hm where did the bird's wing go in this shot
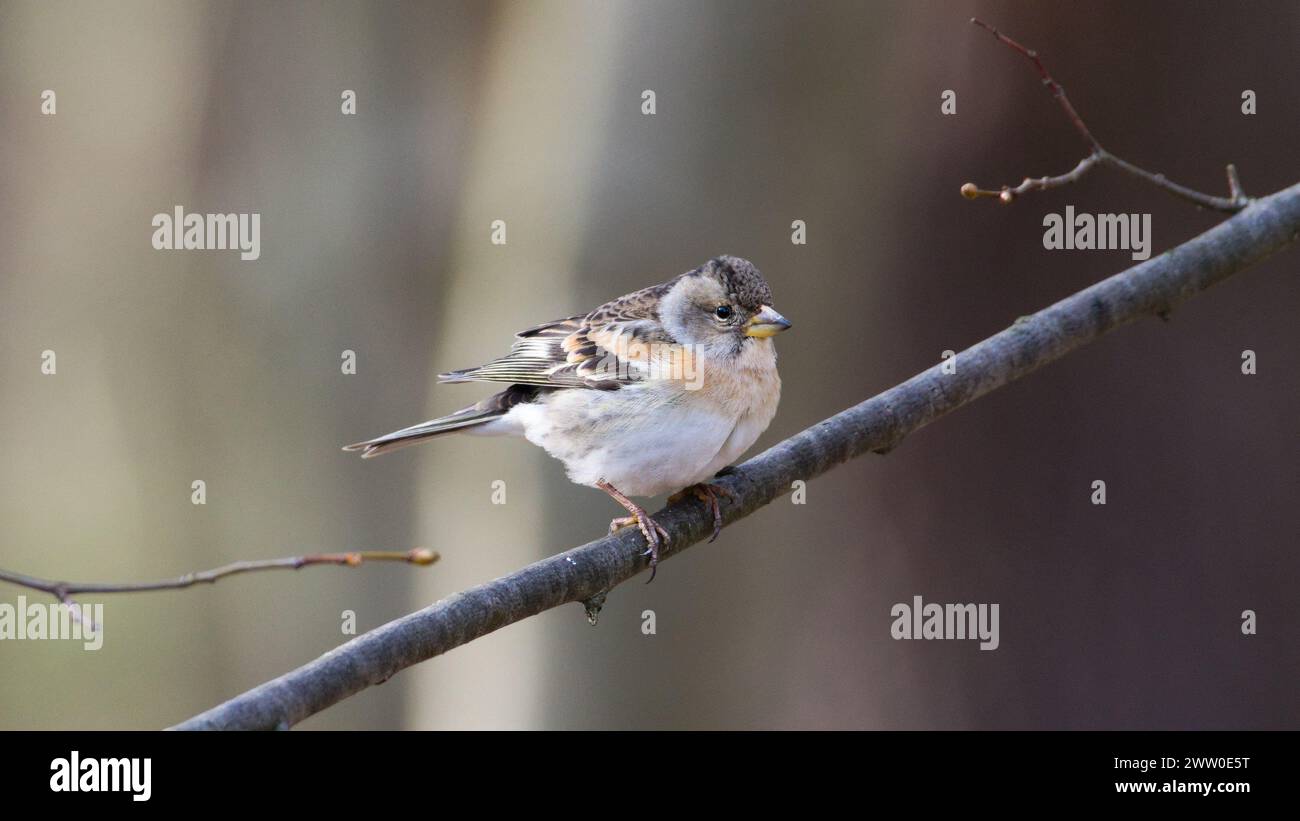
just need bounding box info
[438,282,678,390]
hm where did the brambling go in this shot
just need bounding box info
[345,255,791,579]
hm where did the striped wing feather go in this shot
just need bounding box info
[438,281,677,390]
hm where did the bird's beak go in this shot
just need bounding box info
[744,305,792,338]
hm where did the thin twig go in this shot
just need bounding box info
[1226,163,1245,201]
[962,154,1102,204]
[174,181,1300,730]
[0,548,439,605]
[970,18,1100,151]
[962,18,1250,212]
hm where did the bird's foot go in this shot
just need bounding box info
[671,482,737,543]
[598,479,670,583]
[608,511,670,581]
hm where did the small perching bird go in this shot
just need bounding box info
[345,256,790,580]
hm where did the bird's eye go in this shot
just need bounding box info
[714,305,734,320]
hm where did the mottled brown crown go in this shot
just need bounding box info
[701,255,773,311]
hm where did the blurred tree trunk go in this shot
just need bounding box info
[406,0,625,729]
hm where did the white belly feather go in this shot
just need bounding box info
[501,339,780,498]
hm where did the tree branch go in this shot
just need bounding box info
[962,19,1251,212]
[172,181,1300,730]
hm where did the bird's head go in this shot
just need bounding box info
[658,256,791,359]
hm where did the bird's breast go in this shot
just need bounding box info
[507,342,781,497]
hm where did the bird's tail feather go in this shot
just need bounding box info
[343,384,542,458]
[342,406,501,458]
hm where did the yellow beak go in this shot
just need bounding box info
[744,305,792,338]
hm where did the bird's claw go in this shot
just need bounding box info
[675,482,736,543]
[609,512,670,583]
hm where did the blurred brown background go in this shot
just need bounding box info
[1,0,1296,729]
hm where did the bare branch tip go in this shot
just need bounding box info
[407,548,440,566]
[960,182,1012,203]
[1226,164,1247,202]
